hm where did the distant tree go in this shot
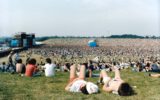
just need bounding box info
[151,35,156,39]
[145,36,149,39]
[100,36,106,38]
[109,34,144,38]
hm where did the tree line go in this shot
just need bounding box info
[35,34,160,41]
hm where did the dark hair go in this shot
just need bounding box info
[82,63,88,69]
[2,62,5,65]
[46,58,52,64]
[113,62,116,66]
[89,60,93,64]
[80,85,89,95]
[28,58,36,65]
[17,59,22,63]
[65,63,71,70]
[118,83,133,96]
[146,63,150,67]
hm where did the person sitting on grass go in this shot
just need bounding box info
[63,63,71,72]
[65,64,99,94]
[149,73,160,78]
[0,62,8,72]
[144,62,151,72]
[97,66,134,96]
[43,58,56,77]
[25,58,40,77]
[16,59,26,75]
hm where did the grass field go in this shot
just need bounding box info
[0,69,160,100]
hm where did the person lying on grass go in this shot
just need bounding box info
[65,64,99,94]
[97,66,134,96]
[149,73,160,78]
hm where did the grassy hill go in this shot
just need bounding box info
[0,69,160,100]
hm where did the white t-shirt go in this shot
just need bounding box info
[43,63,56,77]
[69,80,87,92]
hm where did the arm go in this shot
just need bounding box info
[65,78,79,91]
[34,66,39,73]
[65,82,73,91]
[42,65,46,71]
[89,69,92,78]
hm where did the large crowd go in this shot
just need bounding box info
[0,38,160,96]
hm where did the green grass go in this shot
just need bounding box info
[0,69,160,100]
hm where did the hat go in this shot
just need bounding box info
[86,82,99,94]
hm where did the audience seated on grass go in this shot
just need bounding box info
[97,66,134,96]
[42,58,56,77]
[65,64,99,95]
[16,59,26,75]
[25,58,40,77]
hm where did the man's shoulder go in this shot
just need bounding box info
[44,63,56,68]
[27,64,35,68]
[51,63,56,67]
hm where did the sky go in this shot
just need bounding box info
[0,0,159,37]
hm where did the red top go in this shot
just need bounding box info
[25,64,37,77]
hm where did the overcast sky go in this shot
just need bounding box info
[0,0,159,37]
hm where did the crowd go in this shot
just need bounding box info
[0,38,160,96]
[20,39,160,66]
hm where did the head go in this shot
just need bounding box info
[28,58,36,65]
[146,62,150,67]
[17,59,22,63]
[118,83,133,96]
[80,82,99,95]
[89,60,93,64]
[65,63,71,70]
[82,63,88,69]
[2,62,5,65]
[46,58,52,64]
[80,85,89,95]
[87,82,99,94]
[113,62,117,66]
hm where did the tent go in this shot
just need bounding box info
[88,40,97,47]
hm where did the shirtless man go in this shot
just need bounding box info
[65,64,99,94]
[98,66,133,96]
